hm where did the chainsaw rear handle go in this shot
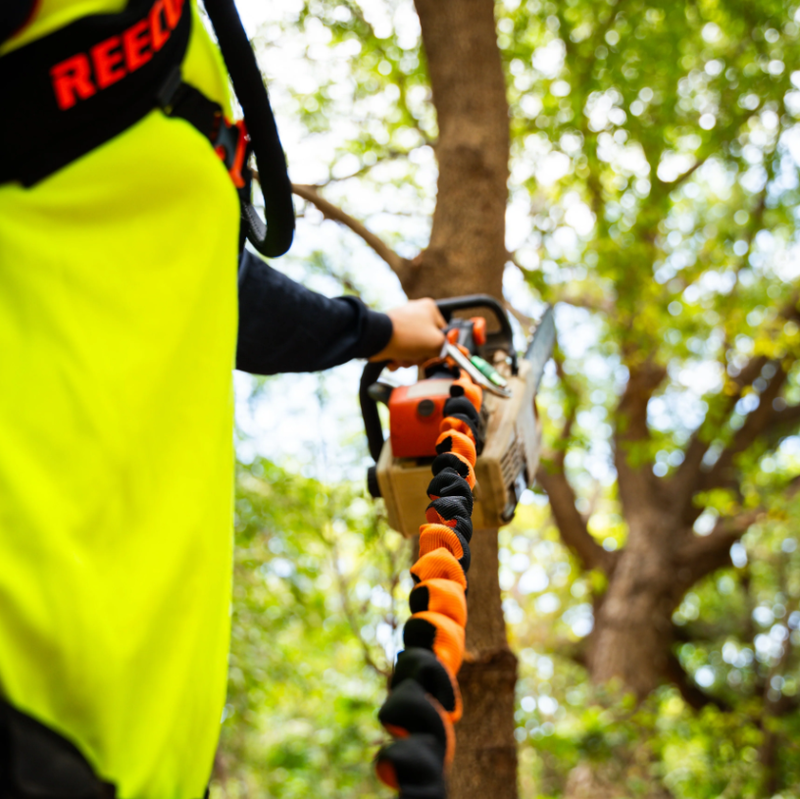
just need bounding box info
[361,360,390,464]
[436,295,518,374]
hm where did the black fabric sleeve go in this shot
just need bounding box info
[236,250,393,375]
[1,0,35,43]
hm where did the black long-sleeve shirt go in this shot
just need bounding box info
[236,250,393,375]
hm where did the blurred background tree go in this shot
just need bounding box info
[211,0,800,796]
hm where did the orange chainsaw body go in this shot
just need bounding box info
[388,378,454,459]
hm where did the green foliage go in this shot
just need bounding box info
[212,458,409,797]
[500,0,800,474]
[496,1,800,791]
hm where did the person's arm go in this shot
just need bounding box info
[1,0,36,42]
[236,250,392,375]
[236,250,446,375]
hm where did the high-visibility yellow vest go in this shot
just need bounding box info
[0,2,240,796]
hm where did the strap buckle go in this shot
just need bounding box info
[214,118,249,190]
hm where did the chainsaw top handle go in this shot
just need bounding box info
[360,295,517,466]
[436,295,518,375]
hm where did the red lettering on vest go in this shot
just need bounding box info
[149,0,169,52]
[122,19,152,72]
[49,0,184,111]
[50,54,97,110]
[91,36,126,89]
[163,0,183,30]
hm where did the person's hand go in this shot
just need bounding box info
[371,298,446,368]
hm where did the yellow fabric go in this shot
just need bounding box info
[0,2,241,798]
[1,0,127,54]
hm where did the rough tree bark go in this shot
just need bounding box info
[406,2,517,797]
[404,0,509,302]
[538,356,784,699]
[581,352,792,698]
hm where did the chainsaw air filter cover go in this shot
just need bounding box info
[388,379,454,459]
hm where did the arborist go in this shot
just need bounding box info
[0,1,445,797]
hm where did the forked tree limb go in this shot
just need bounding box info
[673,298,800,512]
[664,651,732,711]
[533,333,615,573]
[701,367,788,491]
[612,361,668,515]
[615,360,668,444]
[676,509,762,584]
[671,353,770,513]
[761,403,800,448]
[291,183,414,281]
[673,363,800,527]
[535,463,616,575]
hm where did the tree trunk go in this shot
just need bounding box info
[404,2,516,797]
[408,0,509,301]
[588,519,676,697]
[550,373,696,796]
[450,529,519,799]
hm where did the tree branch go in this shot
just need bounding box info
[535,463,616,574]
[676,509,762,584]
[551,288,615,315]
[755,402,800,452]
[671,354,769,514]
[616,360,667,444]
[330,539,391,679]
[664,651,732,711]
[701,368,788,491]
[613,361,668,514]
[655,154,708,194]
[503,301,533,336]
[318,148,412,187]
[673,290,799,511]
[292,184,414,281]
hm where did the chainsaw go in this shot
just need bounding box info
[360,295,555,536]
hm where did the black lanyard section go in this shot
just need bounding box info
[203,0,295,258]
[0,0,294,259]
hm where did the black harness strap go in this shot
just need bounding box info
[0,0,294,258]
[0,0,191,188]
